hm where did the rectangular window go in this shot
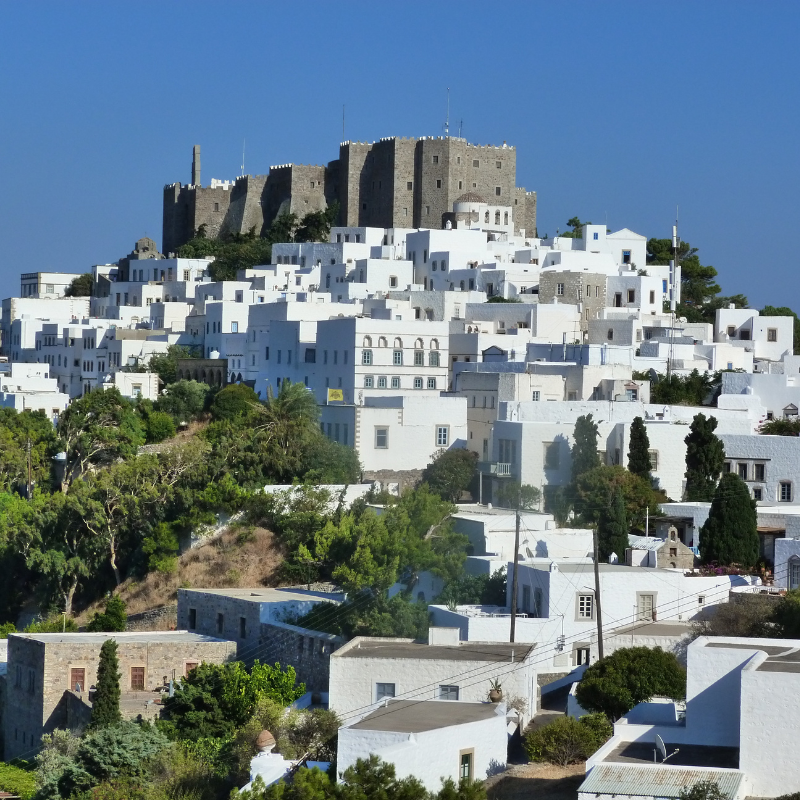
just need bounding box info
[364,376,374,388]
[185,662,198,677]
[28,669,35,694]
[439,685,459,701]
[498,438,517,465]
[593,232,599,240]
[637,594,655,621]
[240,617,247,639]
[781,482,793,502]
[376,683,396,701]
[460,751,473,781]
[627,289,635,303]
[377,376,387,388]
[427,378,437,389]
[436,179,442,189]
[393,350,403,365]
[436,426,449,446]
[362,349,373,365]
[304,348,316,363]
[414,350,424,366]
[70,668,86,692]
[231,322,239,333]
[414,377,423,389]
[753,488,763,501]
[556,283,564,296]
[473,159,479,167]
[495,186,501,196]
[429,351,440,367]
[791,562,800,590]
[432,155,439,164]
[755,463,765,481]
[768,328,778,342]
[622,249,631,263]
[532,391,541,401]
[390,377,400,391]
[375,427,388,448]
[649,450,659,470]
[130,667,145,691]
[574,647,591,666]
[188,608,197,629]
[578,594,594,619]
[216,613,224,634]
[738,463,748,480]
[407,181,413,190]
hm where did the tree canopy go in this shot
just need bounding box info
[684,413,725,501]
[627,416,652,480]
[571,414,601,485]
[575,646,687,721]
[90,639,121,728]
[699,472,759,568]
[421,448,477,502]
[64,273,94,297]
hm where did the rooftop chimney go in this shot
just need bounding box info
[192,145,201,187]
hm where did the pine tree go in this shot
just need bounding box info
[684,413,725,501]
[91,639,121,729]
[627,416,652,479]
[571,414,601,484]
[598,487,629,562]
[699,472,759,568]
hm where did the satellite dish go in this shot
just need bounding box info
[655,734,667,762]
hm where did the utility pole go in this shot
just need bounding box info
[593,526,604,660]
[509,496,521,643]
[26,438,32,499]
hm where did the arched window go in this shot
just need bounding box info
[325,274,331,288]
[394,337,403,348]
[607,329,614,341]
[415,338,424,349]
[495,211,501,225]
[363,336,372,347]
[378,336,388,348]
[441,260,447,272]
[504,212,508,225]
[484,211,489,223]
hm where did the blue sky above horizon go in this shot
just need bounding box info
[1,1,798,309]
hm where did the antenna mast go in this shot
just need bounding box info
[667,210,680,380]
[444,88,450,137]
[241,139,245,177]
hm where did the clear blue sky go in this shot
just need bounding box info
[2,1,798,309]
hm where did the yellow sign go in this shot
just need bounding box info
[327,388,344,402]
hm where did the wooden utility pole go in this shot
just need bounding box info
[593,526,604,660]
[509,501,521,643]
[26,438,32,499]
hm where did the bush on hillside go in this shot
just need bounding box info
[524,714,612,766]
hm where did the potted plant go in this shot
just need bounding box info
[488,678,503,703]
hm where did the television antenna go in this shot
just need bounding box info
[241,139,246,177]
[444,87,450,137]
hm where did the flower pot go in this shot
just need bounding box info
[489,689,503,703]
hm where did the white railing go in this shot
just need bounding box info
[495,462,512,477]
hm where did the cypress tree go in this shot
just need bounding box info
[598,486,629,562]
[684,413,725,501]
[571,414,601,484]
[627,416,652,480]
[699,472,759,568]
[91,638,121,728]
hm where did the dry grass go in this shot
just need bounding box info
[486,762,585,800]
[76,525,287,625]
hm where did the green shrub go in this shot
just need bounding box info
[210,384,260,421]
[24,615,78,633]
[145,411,177,443]
[87,595,127,632]
[0,621,17,638]
[0,762,36,799]
[524,713,612,766]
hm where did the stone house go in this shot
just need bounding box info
[626,528,696,570]
[2,631,234,761]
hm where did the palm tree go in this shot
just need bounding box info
[254,382,320,479]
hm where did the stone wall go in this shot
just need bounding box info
[361,468,423,493]
[3,635,235,761]
[258,622,344,693]
[538,271,608,334]
[125,605,178,632]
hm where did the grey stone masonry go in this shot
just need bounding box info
[259,622,345,692]
[538,271,608,334]
[163,137,537,253]
[3,631,235,761]
[177,587,343,662]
